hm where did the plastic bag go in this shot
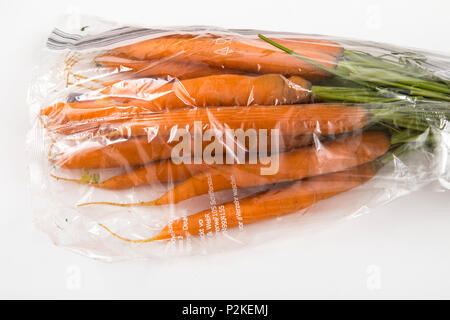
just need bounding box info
[27,15,450,261]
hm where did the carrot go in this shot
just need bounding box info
[101,74,311,107]
[41,97,153,126]
[93,104,369,140]
[109,36,343,81]
[95,53,244,80]
[81,131,389,206]
[52,162,209,190]
[43,74,311,126]
[99,162,377,242]
[55,135,174,169]
[54,134,317,170]
[41,74,311,131]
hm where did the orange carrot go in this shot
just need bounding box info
[54,134,317,170]
[42,74,311,128]
[55,135,174,169]
[81,131,388,206]
[41,97,153,126]
[109,36,343,81]
[52,162,209,189]
[94,104,369,140]
[95,53,244,80]
[99,162,377,242]
[101,74,311,107]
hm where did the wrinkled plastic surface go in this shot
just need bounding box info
[27,15,450,261]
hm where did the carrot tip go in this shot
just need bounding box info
[98,223,156,243]
[51,174,94,186]
[78,201,120,207]
[78,200,159,207]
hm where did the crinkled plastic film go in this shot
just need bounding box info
[27,15,450,261]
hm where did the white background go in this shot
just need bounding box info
[1,0,449,299]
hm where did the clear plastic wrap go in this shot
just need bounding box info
[27,15,450,261]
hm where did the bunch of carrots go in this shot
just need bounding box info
[41,32,449,243]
